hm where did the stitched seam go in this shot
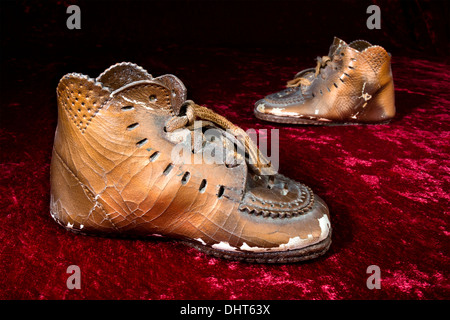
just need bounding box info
[84,96,112,132]
[240,186,315,217]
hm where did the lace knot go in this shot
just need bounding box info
[286,55,332,88]
[164,101,276,176]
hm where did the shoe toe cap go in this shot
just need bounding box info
[234,175,331,252]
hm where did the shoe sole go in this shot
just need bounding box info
[254,110,391,126]
[180,230,332,263]
[53,212,332,264]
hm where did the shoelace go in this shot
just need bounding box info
[164,100,277,176]
[286,55,332,87]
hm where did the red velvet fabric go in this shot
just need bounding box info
[1,0,449,300]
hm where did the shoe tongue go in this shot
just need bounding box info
[152,74,187,114]
[97,62,153,90]
[113,76,187,115]
[101,63,188,114]
[328,37,348,57]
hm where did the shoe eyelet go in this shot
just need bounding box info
[199,179,207,193]
[163,163,174,175]
[127,123,139,131]
[149,151,160,162]
[181,172,191,185]
[217,185,225,198]
[136,138,148,147]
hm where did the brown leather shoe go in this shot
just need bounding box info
[50,62,331,263]
[254,37,396,125]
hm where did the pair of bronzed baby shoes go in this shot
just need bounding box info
[50,37,395,263]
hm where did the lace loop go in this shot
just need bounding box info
[165,100,276,176]
[286,55,332,88]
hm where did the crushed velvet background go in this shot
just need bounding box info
[1,0,449,299]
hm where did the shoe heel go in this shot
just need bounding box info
[50,149,115,233]
[357,79,395,123]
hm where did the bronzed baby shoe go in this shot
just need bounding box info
[50,62,331,263]
[255,37,395,125]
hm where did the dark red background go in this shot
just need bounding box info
[1,0,449,299]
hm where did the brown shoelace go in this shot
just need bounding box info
[165,100,277,175]
[286,55,332,87]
